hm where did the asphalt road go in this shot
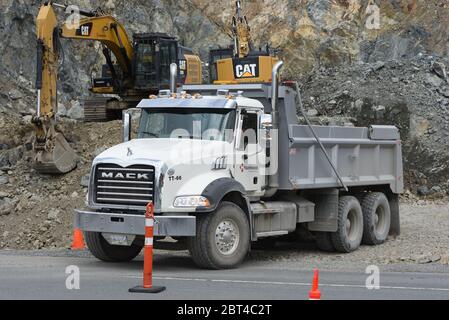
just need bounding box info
[0,250,449,300]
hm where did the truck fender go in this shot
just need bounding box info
[196,178,256,241]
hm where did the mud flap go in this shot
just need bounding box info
[388,193,401,236]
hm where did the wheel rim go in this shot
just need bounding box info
[346,209,360,242]
[215,219,240,256]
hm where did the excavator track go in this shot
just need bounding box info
[83,97,109,122]
[84,97,143,122]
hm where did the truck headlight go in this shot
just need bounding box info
[174,196,211,208]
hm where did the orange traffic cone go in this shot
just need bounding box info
[309,269,321,300]
[129,202,166,294]
[71,228,85,250]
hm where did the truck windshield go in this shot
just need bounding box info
[138,108,236,141]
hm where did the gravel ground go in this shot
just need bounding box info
[245,200,449,271]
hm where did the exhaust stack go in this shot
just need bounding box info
[267,61,284,191]
[271,61,284,126]
[170,63,177,94]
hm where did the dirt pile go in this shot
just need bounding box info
[0,116,122,250]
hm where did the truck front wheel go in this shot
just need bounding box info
[84,232,143,262]
[188,201,250,269]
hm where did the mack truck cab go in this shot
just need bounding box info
[76,63,403,269]
[77,91,274,268]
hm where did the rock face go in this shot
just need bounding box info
[0,0,448,193]
[1,1,448,108]
[300,55,449,194]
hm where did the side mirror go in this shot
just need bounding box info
[123,111,131,142]
[261,114,273,130]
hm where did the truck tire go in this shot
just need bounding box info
[85,232,143,262]
[315,232,335,252]
[188,201,250,270]
[331,196,364,253]
[361,192,391,245]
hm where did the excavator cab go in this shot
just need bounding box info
[132,33,202,91]
[133,33,178,90]
[94,33,202,94]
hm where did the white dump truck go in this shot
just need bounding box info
[75,62,403,269]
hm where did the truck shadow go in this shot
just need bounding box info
[84,240,334,272]
[248,240,329,261]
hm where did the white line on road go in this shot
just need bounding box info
[124,275,449,292]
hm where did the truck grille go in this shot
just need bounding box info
[94,164,155,207]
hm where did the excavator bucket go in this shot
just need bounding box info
[34,132,78,174]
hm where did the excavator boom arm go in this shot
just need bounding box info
[36,4,59,119]
[232,0,253,58]
[33,2,134,174]
[60,16,134,78]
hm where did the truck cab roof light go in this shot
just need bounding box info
[158,90,171,98]
[217,89,229,97]
[180,91,192,99]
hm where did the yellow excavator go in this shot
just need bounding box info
[210,0,279,84]
[34,2,202,174]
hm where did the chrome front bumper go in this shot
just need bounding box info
[74,210,196,237]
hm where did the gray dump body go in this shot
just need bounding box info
[183,84,404,194]
[287,125,403,193]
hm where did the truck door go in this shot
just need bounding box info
[233,110,265,193]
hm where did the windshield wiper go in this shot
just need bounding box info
[141,132,160,138]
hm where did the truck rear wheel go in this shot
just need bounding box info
[361,192,391,245]
[188,201,250,270]
[84,232,143,262]
[331,196,364,253]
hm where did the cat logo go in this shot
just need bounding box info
[233,58,260,79]
[76,23,93,37]
[80,26,90,36]
[235,63,257,78]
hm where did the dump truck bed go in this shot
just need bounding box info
[286,125,403,194]
[183,84,404,194]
